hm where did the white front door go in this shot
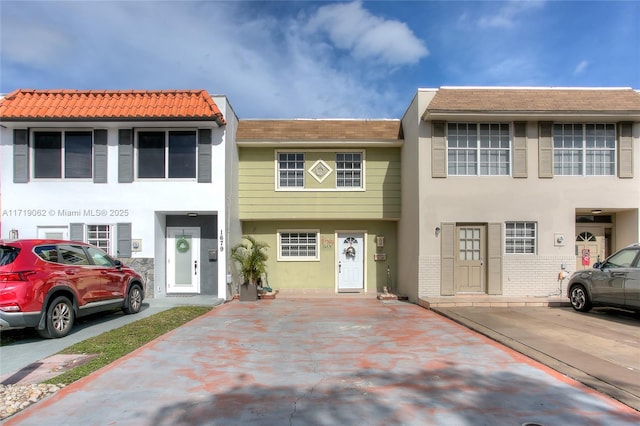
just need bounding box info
[167,227,200,294]
[338,233,364,292]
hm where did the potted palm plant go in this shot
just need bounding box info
[231,235,269,301]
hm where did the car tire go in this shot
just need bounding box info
[569,285,592,312]
[123,284,143,315]
[38,296,75,339]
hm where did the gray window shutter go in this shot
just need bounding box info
[198,128,212,183]
[117,223,132,257]
[487,223,503,295]
[432,122,447,178]
[618,122,633,178]
[93,129,108,183]
[440,222,455,296]
[70,223,84,242]
[118,129,133,183]
[13,129,29,183]
[512,122,527,178]
[538,122,553,178]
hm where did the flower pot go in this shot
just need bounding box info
[239,282,259,301]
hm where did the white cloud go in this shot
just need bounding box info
[305,1,428,65]
[478,0,546,29]
[574,60,589,75]
[1,1,420,118]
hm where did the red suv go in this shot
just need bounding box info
[0,239,145,338]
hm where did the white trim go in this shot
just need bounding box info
[277,229,320,262]
[335,230,368,293]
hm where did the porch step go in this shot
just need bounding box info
[419,296,570,309]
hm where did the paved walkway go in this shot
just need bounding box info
[4,299,639,425]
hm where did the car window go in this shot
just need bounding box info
[59,245,90,265]
[86,246,115,267]
[603,248,639,269]
[34,245,60,263]
[0,246,20,266]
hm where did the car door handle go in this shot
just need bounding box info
[66,271,76,275]
[611,272,625,277]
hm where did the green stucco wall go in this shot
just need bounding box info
[237,220,398,294]
[239,148,401,220]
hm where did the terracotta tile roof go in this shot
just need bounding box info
[237,119,403,141]
[0,89,226,125]
[426,87,640,114]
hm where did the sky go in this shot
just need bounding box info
[1,0,639,119]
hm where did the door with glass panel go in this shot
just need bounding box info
[455,225,486,293]
[167,227,200,294]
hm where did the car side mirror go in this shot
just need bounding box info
[114,259,123,269]
[592,262,601,269]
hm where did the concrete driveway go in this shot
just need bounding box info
[4,298,638,425]
[432,305,640,412]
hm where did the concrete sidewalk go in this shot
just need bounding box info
[0,295,224,379]
[4,298,639,425]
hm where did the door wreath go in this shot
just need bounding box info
[345,246,356,258]
[176,237,190,253]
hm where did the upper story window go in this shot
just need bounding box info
[33,131,92,179]
[278,153,305,188]
[447,123,510,176]
[137,130,197,179]
[553,124,616,176]
[336,153,362,188]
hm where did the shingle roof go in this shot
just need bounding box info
[237,119,403,141]
[0,89,226,125]
[426,87,640,114]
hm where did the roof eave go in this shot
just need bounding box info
[422,110,640,121]
[236,139,404,148]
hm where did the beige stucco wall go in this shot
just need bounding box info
[406,91,640,301]
[236,220,398,295]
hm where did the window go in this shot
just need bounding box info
[59,245,90,265]
[447,123,510,176]
[86,246,115,267]
[553,124,615,176]
[278,153,305,188]
[603,248,640,269]
[279,231,318,260]
[33,131,92,179]
[138,130,197,178]
[87,225,113,254]
[505,222,537,254]
[336,153,362,187]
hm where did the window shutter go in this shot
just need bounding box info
[538,122,553,178]
[487,223,503,295]
[440,222,455,296]
[69,223,84,242]
[13,129,29,183]
[198,128,212,183]
[93,129,108,183]
[117,223,132,258]
[432,121,446,178]
[118,129,133,183]
[618,122,633,178]
[512,122,527,178]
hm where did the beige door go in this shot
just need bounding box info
[575,226,605,270]
[455,225,486,293]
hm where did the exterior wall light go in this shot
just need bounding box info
[435,226,441,237]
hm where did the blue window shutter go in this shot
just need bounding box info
[117,223,132,257]
[198,128,212,183]
[13,129,29,183]
[118,129,133,183]
[93,129,108,183]
[70,223,84,241]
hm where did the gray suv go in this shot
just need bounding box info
[567,243,640,312]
